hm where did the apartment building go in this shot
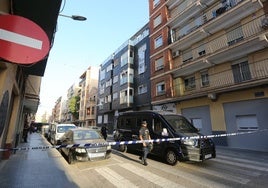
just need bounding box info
[66,84,80,123]
[149,0,268,151]
[78,66,99,127]
[97,24,151,133]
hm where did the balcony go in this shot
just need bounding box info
[23,75,41,113]
[203,0,263,34]
[171,14,268,77]
[168,0,204,29]
[173,58,268,98]
[169,0,263,52]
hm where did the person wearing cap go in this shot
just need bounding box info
[139,120,151,166]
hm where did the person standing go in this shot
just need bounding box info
[101,125,108,140]
[22,120,30,142]
[139,121,151,166]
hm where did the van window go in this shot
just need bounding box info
[163,115,197,133]
[118,117,137,129]
[152,118,163,135]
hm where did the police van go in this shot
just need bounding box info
[114,110,216,165]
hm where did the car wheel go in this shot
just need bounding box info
[118,143,127,152]
[165,149,178,166]
[68,151,75,164]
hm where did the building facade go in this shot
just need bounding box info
[78,66,99,127]
[149,0,268,151]
[0,0,62,160]
[97,24,151,133]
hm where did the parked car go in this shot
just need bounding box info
[114,110,216,165]
[59,128,112,164]
[50,123,77,145]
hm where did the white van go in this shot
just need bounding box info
[50,123,77,145]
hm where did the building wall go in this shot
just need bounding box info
[149,0,268,151]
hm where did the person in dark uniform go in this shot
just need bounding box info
[101,125,108,140]
[139,121,151,166]
[22,120,30,142]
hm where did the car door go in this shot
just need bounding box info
[151,117,170,156]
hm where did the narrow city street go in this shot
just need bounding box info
[0,133,267,188]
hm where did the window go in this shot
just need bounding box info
[106,79,112,87]
[156,82,165,96]
[227,25,244,46]
[182,49,193,63]
[120,70,128,85]
[138,44,146,74]
[113,92,118,101]
[120,68,134,85]
[184,76,196,90]
[105,95,111,103]
[100,69,105,80]
[114,58,119,67]
[138,84,147,94]
[121,51,128,67]
[153,0,160,8]
[152,118,163,135]
[86,107,90,115]
[197,44,206,57]
[106,64,113,72]
[236,115,258,131]
[99,83,105,94]
[232,61,251,83]
[91,106,95,115]
[154,35,163,49]
[153,14,162,28]
[201,71,209,87]
[120,88,133,104]
[113,75,118,83]
[155,57,164,71]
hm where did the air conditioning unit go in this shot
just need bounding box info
[261,17,268,30]
[172,50,180,58]
[208,93,216,100]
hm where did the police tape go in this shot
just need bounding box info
[0,129,267,152]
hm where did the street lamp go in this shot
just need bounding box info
[59,14,87,21]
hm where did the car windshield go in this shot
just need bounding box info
[163,115,198,133]
[57,125,76,133]
[73,130,102,140]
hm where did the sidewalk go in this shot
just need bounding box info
[0,133,79,188]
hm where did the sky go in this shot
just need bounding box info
[36,0,149,118]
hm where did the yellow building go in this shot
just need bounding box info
[149,0,268,151]
[0,0,62,159]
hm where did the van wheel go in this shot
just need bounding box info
[165,149,178,166]
[118,144,127,152]
[68,151,75,164]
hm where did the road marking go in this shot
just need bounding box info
[213,158,268,172]
[95,167,138,188]
[0,28,42,49]
[151,161,227,188]
[179,163,250,184]
[217,155,268,169]
[119,163,185,188]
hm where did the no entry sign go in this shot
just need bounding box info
[0,15,50,64]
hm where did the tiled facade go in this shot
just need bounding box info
[97,24,151,133]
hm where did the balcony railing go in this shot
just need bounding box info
[173,58,268,98]
[170,14,268,76]
[169,0,263,51]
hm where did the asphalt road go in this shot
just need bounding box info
[63,145,268,188]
